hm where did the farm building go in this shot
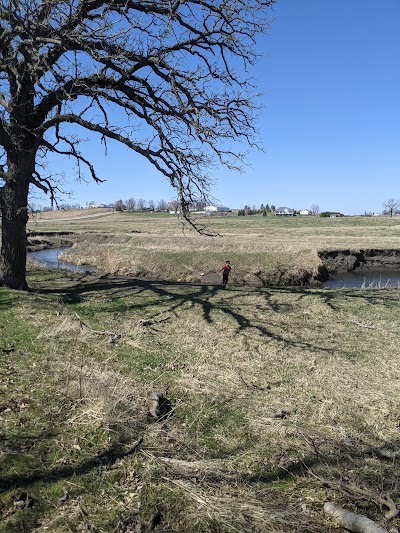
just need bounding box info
[204,205,231,213]
[275,207,296,216]
[87,203,107,209]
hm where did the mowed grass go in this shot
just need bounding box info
[27,211,400,285]
[1,260,400,531]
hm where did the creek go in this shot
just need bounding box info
[28,247,97,273]
[320,269,400,289]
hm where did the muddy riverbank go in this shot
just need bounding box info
[27,231,75,252]
[318,249,400,274]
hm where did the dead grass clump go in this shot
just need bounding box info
[38,314,81,338]
[139,461,326,533]
[58,359,149,442]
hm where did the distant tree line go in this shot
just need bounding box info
[238,204,323,216]
[114,197,207,212]
[31,199,343,218]
[319,211,344,218]
[28,197,208,214]
[28,202,82,213]
[238,204,276,216]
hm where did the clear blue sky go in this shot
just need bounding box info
[36,0,400,215]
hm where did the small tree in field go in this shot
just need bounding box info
[0,0,275,289]
[114,199,125,212]
[383,198,400,217]
[311,204,320,216]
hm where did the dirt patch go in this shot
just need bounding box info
[200,267,324,287]
[200,272,222,285]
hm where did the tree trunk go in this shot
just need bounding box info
[0,173,30,291]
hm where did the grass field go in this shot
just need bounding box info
[1,212,399,532]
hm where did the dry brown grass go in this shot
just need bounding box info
[4,213,400,531]
[29,212,400,285]
[30,207,114,220]
[2,267,398,531]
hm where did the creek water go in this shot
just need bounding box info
[321,269,400,289]
[28,248,97,273]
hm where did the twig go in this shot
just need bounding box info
[74,312,121,339]
[121,437,144,458]
[164,478,208,506]
[138,316,171,327]
[332,418,353,446]
[308,469,399,521]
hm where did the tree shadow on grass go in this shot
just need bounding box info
[285,285,400,311]
[36,274,336,356]
[0,436,142,494]
[2,406,398,532]
[33,271,400,362]
[0,294,14,311]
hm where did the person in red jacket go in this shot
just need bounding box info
[220,260,231,288]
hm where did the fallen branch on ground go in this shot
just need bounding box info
[309,470,399,521]
[138,316,171,327]
[363,446,398,461]
[74,312,121,339]
[324,502,388,533]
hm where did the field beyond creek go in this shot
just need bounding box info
[1,211,400,532]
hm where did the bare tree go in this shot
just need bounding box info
[383,198,400,217]
[0,0,274,289]
[136,198,147,211]
[114,199,126,212]
[156,199,167,212]
[311,204,320,216]
[194,199,206,211]
[166,199,180,212]
[125,197,136,212]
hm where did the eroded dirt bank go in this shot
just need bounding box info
[208,250,400,287]
[318,249,400,274]
[27,231,75,252]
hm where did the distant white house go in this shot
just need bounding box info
[299,209,312,216]
[204,205,231,213]
[275,207,296,216]
[87,203,107,209]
